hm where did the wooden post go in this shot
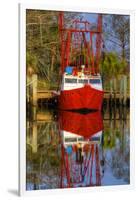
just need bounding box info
[123,75,127,106]
[27,77,29,104]
[32,106,37,121]
[119,77,123,106]
[26,76,31,105]
[32,121,38,153]
[113,78,117,127]
[32,74,37,107]
[109,79,113,119]
[113,78,117,108]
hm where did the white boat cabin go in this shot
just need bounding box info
[61,73,103,91]
[61,130,103,148]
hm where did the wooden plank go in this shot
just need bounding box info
[37,89,56,99]
[36,89,130,100]
[37,113,53,121]
[32,74,37,106]
[37,92,53,99]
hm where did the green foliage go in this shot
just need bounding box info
[26,51,37,69]
[26,10,81,89]
[115,130,121,138]
[103,129,115,149]
[101,52,127,79]
[50,155,60,167]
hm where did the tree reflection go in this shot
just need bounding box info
[102,107,130,185]
[26,110,61,190]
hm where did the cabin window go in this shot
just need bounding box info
[78,79,88,84]
[65,138,77,142]
[65,78,77,83]
[90,137,100,141]
[89,79,101,84]
[78,137,84,141]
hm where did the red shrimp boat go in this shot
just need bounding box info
[58,74,104,111]
[58,12,104,111]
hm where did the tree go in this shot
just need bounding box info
[26,10,60,86]
[103,15,130,65]
[100,52,127,91]
[101,52,126,77]
[26,10,81,89]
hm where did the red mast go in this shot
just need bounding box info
[58,12,103,75]
[95,14,103,74]
[60,143,101,188]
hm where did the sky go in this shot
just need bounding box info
[64,11,130,56]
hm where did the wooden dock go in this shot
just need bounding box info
[27,74,130,107]
[34,89,130,108]
[37,90,130,99]
[37,89,54,99]
[104,91,129,99]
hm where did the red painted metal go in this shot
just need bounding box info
[90,144,94,185]
[59,110,103,138]
[59,12,102,74]
[95,15,102,74]
[60,143,102,188]
[58,84,104,111]
[60,144,88,188]
[95,144,101,186]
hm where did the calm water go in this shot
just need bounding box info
[26,106,130,190]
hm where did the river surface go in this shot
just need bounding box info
[26,105,130,190]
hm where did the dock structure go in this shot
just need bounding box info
[104,91,129,99]
[27,74,129,107]
[104,90,130,106]
[36,90,129,100]
[27,74,57,105]
[31,88,130,107]
[37,89,55,99]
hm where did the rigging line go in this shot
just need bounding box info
[82,145,93,178]
[90,144,94,185]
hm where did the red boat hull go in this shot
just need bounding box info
[59,111,103,139]
[58,84,104,111]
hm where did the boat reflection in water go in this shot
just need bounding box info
[59,111,104,188]
[26,107,130,190]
